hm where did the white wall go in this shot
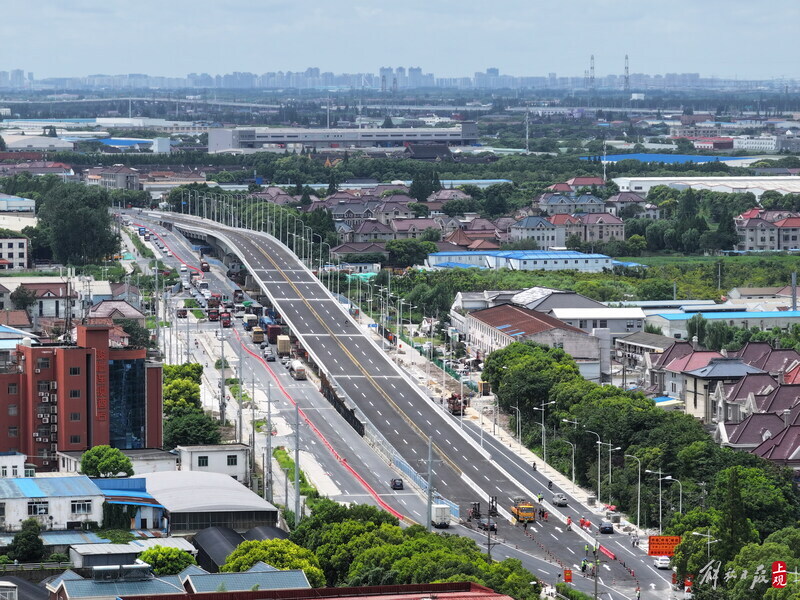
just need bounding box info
[177,446,250,484]
[1,495,104,531]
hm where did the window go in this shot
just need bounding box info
[28,501,48,516]
[69,435,81,444]
[8,427,17,438]
[197,456,209,467]
[70,412,81,422]
[227,455,238,466]
[7,404,17,416]
[1,467,6,477]
[7,384,17,395]
[69,389,81,399]
[69,367,81,376]
[36,358,50,370]
[71,500,92,514]
[11,466,17,477]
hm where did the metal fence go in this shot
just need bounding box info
[392,455,460,520]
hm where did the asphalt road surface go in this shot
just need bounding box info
[126,210,672,599]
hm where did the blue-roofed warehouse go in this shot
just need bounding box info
[0,476,105,532]
[425,250,612,272]
[647,310,800,340]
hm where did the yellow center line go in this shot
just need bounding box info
[250,238,462,476]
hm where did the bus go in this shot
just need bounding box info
[251,327,264,344]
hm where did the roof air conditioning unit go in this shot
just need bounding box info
[34,369,41,374]
[41,438,49,443]
[42,397,49,403]
[42,417,49,424]
[33,432,39,438]
[42,461,49,466]
[38,391,45,397]
[37,414,44,419]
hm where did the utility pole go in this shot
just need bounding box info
[426,437,434,532]
[219,320,226,424]
[294,401,301,527]
[265,380,273,502]
[237,339,244,443]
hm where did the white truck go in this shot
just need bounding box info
[431,504,451,529]
[289,359,306,380]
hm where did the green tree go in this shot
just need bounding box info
[139,546,197,575]
[222,539,325,587]
[36,183,119,264]
[408,175,432,203]
[118,319,152,349]
[163,378,202,417]
[407,202,430,218]
[163,363,204,385]
[385,239,436,268]
[725,542,795,600]
[687,314,707,345]
[626,234,646,256]
[710,466,796,539]
[419,227,441,242]
[80,445,134,478]
[0,135,6,151]
[714,467,760,564]
[10,286,36,311]
[7,519,45,562]
[381,116,394,129]
[163,411,221,449]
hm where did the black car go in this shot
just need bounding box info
[260,341,269,349]
[477,518,497,531]
[390,478,404,490]
[599,520,614,534]
[265,355,276,362]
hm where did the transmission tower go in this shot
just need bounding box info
[589,54,595,91]
[624,54,630,92]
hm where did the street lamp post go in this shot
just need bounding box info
[531,401,555,465]
[512,405,522,453]
[692,528,720,559]
[563,439,575,492]
[625,454,642,531]
[645,468,664,534]
[663,475,683,514]
[586,429,602,503]
[597,441,621,505]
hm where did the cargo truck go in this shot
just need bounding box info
[510,497,536,523]
[207,308,220,321]
[207,293,222,308]
[267,324,282,345]
[276,335,291,357]
[251,327,265,344]
[432,504,451,529]
[176,308,188,318]
[220,312,232,328]
[289,359,306,380]
[200,260,210,272]
[243,314,258,331]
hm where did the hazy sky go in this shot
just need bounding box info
[1,0,795,80]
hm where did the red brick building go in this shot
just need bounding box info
[0,324,162,470]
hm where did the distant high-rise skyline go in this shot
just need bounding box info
[0,65,796,93]
[0,1,796,81]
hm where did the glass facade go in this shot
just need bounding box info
[108,358,146,449]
